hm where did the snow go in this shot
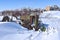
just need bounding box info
[38,11,60,40]
[0,11,60,40]
[0,16,4,21]
[0,22,28,39]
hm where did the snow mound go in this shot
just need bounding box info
[0,22,28,37]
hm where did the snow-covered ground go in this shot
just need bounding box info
[39,11,60,40]
[0,11,60,40]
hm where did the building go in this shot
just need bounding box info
[45,6,51,11]
[45,5,60,11]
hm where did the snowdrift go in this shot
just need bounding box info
[0,22,28,38]
[39,11,60,40]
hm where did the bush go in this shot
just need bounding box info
[2,16,10,22]
[40,26,46,32]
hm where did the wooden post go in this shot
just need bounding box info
[35,14,39,31]
[30,16,33,24]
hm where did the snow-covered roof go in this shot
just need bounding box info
[30,13,35,16]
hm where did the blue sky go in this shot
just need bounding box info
[0,0,60,11]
